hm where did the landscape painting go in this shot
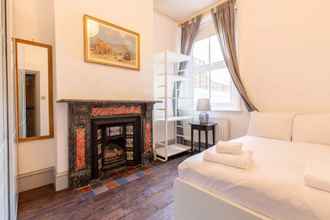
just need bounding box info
[84,15,140,70]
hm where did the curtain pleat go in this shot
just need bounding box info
[180,15,203,67]
[212,0,258,112]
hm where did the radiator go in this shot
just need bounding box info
[216,119,230,141]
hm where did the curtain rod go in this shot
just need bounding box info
[177,0,231,26]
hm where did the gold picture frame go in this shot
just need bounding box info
[83,15,140,70]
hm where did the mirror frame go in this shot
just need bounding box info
[14,38,54,142]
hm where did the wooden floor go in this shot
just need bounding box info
[18,156,187,220]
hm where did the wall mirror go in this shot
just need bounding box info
[15,39,54,142]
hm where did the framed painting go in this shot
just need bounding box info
[84,15,140,70]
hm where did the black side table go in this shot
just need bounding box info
[190,121,217,152]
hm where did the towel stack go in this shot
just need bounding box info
[203,141,253,169]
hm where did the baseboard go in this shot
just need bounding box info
[55,171,69,191]
[17,167,55,193]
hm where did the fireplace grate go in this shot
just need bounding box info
[91,116,142,179]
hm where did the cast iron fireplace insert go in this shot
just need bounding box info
[91,116,142,179]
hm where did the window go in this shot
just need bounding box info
[193,35,240,111]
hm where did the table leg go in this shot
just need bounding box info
[198,129,201,152]
[205,129,208,149]
[191,128,194,154]
[212,126,216,145]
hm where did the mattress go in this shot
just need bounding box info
[178,136,330,220]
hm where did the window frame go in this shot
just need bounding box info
[192,20,241,112]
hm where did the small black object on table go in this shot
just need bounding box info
[189,121,217,153]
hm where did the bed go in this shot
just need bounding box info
[174,113,330,220]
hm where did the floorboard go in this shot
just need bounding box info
[18,155,187,220]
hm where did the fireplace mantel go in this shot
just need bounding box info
[57,98,159,104]
[64,99,156,188]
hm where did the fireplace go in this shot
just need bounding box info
[91,116,142,179]
[58,99,156,188]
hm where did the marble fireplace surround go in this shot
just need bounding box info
[58,99,157,188]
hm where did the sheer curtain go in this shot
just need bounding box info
[212,0,258,111]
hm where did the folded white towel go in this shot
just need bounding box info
[203,149,253,169]
[216,141,243,155]
[305,160,330,193]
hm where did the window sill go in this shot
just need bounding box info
[211,103,242,112]
[211,109,242,113]
[194,108,243,114]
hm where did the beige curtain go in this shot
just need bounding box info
[212,0,258,111]
[180,15,203,62]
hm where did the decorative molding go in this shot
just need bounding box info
[17,167,55,192]
[91,105,142,117]
[75,128,86,171]
[57,99,158,104]
[145,122,152,152]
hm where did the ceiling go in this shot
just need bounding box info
[154,0,219,22]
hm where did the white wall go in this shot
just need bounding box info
[154,11,180,53]
[54,0,154,189]
[238,0,330,113]
[13,0,56,175]
[54,1,154,100]
[218,0,330,138]
[13,0,54,43]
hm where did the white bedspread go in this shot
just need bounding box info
[178,136,330,220]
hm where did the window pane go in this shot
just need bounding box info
[193,71,210,109]
[193,38,209,65]
[210,35,224,63]
[210,69,232,105]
